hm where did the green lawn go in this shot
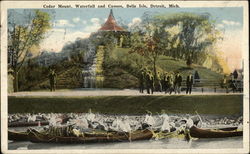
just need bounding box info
[103,47,223,88]
[157,56,223,80]
[113,47,223,79]
[8,95,243,115]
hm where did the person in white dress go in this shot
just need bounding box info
[160,111,170,132]
[86,108,95,123]
[27,114,36,122]
[122,116,132,133]
[144,111,155,129]
[49,114,63,126]
[186,116,194,129]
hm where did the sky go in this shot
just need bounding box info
[9,7,243,70]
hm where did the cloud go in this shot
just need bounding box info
[52,28,65,32]
[90,18,100,24]
[222,20,241,26]
[66,31,90,41]
[82,20,87,24]
[55,19,74,27]
[128,17,141,28]
[40,29,90,52]
[83,18,101,32]
[72,17,80,23]
[216,24,224,29]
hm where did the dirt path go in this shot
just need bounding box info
[8,89,242,97]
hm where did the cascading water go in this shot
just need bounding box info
[82,43,97,88]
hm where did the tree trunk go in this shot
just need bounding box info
[13,71,19,92]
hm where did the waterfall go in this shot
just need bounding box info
[81,42,104,89]
[82,43,97,88]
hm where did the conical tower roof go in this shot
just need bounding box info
[99,10,125,32]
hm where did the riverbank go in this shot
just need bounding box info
[8,94,243,115]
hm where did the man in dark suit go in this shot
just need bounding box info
[145,70,152,94]
[49,69,57,91]
[186,73,193,94]
[174,72,183,94]
[139,68,145,93]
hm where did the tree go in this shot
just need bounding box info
[130,12,170,78]
[154,12,222,66]
[130,30,166,79]
[8,10,51,92]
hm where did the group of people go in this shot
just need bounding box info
[40,109,201,139]
[139,68,194,95]
[221,73,242,93]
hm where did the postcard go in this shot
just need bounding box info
[1,0,249,153]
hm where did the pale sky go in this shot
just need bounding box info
[9,7,243,70]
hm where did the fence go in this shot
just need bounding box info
[180,79,243,93]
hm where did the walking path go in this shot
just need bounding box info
[9,89,242,97]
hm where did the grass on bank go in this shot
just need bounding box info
[8,95,242,115]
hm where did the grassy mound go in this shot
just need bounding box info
[102,47,223,88]
[102,47,140,88]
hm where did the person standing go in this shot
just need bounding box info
[156,71,162,92]
[167,73,174,95]
[164,72,169,94]
[221,75,229,93]
[161,72,166,92]
[186,73,194,94]
[229,73,237,93]
[139,68,145,93]
[149,71,155,94]
[49,69,57,92]
[145,71,151,94]
[174,72,183,94]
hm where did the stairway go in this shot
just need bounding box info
[34,66,83,90]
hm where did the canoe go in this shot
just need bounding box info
[8,130,29,141]
[26,128,153,144]
[217,127,238,131]
[8,128,184,143]
[190,126,243,138]
[8,121,49,127]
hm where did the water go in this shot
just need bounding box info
[8,137,243,150]
[82,43,97,88]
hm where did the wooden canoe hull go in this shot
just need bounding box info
[8,130,29,141]
[26,129,153,144]
[8,121,49,127]
[190,126,243,138]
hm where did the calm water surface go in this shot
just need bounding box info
[8,136,242,150]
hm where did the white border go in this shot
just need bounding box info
[1,1,249,154]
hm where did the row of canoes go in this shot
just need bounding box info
[8,126,243,144]
[8,128,154,143]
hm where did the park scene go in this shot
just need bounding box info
[7,8,244,150]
